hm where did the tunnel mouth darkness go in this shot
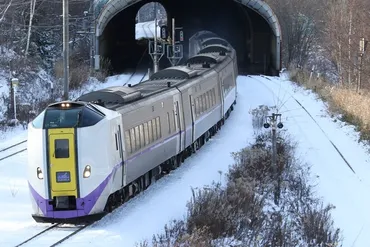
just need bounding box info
[99,0,280,75]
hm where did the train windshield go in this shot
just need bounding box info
[43,105,105,129]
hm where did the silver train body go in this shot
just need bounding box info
[27,34,238,223]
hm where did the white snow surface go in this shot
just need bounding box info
[0,75,369,246]
[135,20,161,40]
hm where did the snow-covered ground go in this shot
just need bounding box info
[135,20,161,40]
[1,74,370,246]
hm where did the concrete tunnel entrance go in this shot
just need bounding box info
[96,0,281,75]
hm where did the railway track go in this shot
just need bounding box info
[0,140,27,162]
[250,75,357,175]
[14,223,91,247]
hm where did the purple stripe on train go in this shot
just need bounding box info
[28,170,113,218]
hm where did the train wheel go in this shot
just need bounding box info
[172,156,180,170]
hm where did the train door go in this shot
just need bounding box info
[47,128,78,198]
[219,74,225,117]
[174,100,182,152]
[118,125,125,187]
[189,95,195,144]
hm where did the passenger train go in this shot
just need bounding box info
[27,32,238,223]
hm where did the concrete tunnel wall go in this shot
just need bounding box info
[95,0,281,75]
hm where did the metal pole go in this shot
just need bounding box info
[153,18,158,73]
[265,113,282,205]
[13,86,16,120]
[63,0,69,100]
[89,0,94,73]
[172,18,175,65]
[172,18,175,47]
[271,114,280,205]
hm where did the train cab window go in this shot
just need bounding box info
[44,108,81,128]
[55,139,69,158]
[80,106,105,127]
[44,105,104,129]
[32,110,45,129]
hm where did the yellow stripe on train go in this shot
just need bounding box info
[48,128,78,198]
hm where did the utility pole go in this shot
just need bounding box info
[148,4,164,74]
[172,18,175,55]
[264,112,284,205]
[62,0,69,100]
[89,0,95,73]
[153,3,158,73]
[166,18,183,66]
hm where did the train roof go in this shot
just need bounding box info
[198,44,231,54]
[76,43,234,110]
[186,53,226,65]
[201,37,230,47]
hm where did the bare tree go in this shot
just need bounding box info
[267,0,323,68]
[25,0,36,57]
[324,0,370,87]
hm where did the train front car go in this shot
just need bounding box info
[27,101,121,223]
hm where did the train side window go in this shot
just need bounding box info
[212,88,216,105]
[156,117,161,138]
[125,130,131,154]
[130,128,136,152]
[148,120,153,143]
[205,92,209,110]
[208,91,212,107]
[115,133,118,150]
[167,112,171,134]
[55,139,69,158]
[204,94,207,111]
[134,126,140,150]
[152,118,157,140]
[198,96,202,114]
[143,122,149,145]
[202,94,206,112]
[139,124,145,148]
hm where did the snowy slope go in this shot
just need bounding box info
[0,75,369,247]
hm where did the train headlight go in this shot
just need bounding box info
[37,167,43,180]
[83,165,91,178]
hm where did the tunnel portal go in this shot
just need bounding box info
[96,0,281,75]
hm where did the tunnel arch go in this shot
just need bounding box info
[95,0,282,75]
